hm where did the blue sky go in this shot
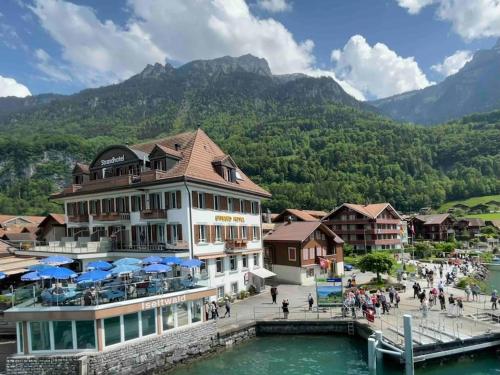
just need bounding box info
[0,0,498,100]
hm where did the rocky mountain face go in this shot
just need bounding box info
[371,40,500,125]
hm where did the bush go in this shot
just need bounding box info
[248,285,257,295]
[456,277,487,292]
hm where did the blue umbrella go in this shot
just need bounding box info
[162,256,183,265]
[180,259,204,268]
[144,264,171,273]
[40,255,74,265]
[39,267,77,280]
[114,258,142,266]
[21,271,46,281]
[77,270,111,283]
[142,256,163,265]
[28,264,58,272]
[110,264,141,276]
[0,272,6,280]
[87,261,113,270]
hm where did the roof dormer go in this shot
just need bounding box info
[212,155,242,183]
[149,144,182,171]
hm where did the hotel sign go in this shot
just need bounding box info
[141,294,187,310]
[215,215,245,223]
[101,155,125,166]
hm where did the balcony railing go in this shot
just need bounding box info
[14,239,111,254]
[225,239,248,252]
[92,212,128,222]
[67,215,89,223]
[140,209,167,220]
[114,241,189,253]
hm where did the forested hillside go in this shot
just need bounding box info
[0,55,499,215]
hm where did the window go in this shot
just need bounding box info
[215,225,223,242]
[216,257,224,273]
[251,201,259,214]
[141,309,156,336]
[90,200,98,215]
[162,306,175,331]
[241,226,247,239]
[254,253,259,267]
[191,300,202,323]
[252,226,259,240]
[217,286,225,299]
[169,192,178,209]
[30,321,51,351]
[303,249,308,261]
[231,282,238,295]
[242,255,248,269]
[149,193,161,209]
[309,248,315,260]
[229,226,237,240]
[214,195,220,211]
[239,200,244,212]
[131,195,142,212]
[76,321,95,350]
[53,321,73,350]
[198,192,206,209]
[230,255,237,271]
[288,247,297,261]
[17,323,23,354]
[227,197,233,212]
[124,313,140,341]
[199,225,207,242]
[104,316,121,346]
[116,197,127,212]
[177,302,189,327]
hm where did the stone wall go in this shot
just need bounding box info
[256,320,351,335]
[217,321,256,347]
[6,321,218,375]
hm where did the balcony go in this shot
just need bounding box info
[225,239,248,253]
[93,212,129,222]
[114,241,189,253]
[15,239,111,255]
[140,209,167,220]
[67,215,89,223]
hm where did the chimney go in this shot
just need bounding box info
[174,143,181,151]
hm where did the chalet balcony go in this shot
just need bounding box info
[93,212,130,222]
[140,209,167,220]
[67,215,89,223]
[225,239,248,253]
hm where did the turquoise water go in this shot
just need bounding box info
[169,336,499,375]
[485,267,500,293]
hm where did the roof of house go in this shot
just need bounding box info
[0,256,40,275]
[302,210,328,218]
[264,221,343,244]
[487,220,500,229]
[1,232,36,241]
[38,213,66,227]
[0,215,46,226]
[0,240,15,257]
[414,213,451,225]
[73,162,90,174]
[462,218,486,227]
[272,209,319,223]
[324,203,402,220]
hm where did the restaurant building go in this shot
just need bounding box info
[322,203,403,251]
[16,128,273,299]
[263,221,344,285]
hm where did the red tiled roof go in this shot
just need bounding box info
[264,221,343,243]
[38,213,66,227]
[1,232,36,241]
[302,210,328,218]
[414,214,450,225]
[324,203,402,220]
[272,209,318,222]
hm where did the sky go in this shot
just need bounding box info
[0,0,499,101]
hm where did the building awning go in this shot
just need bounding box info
[250,268,276,279]
[197,252,225,260]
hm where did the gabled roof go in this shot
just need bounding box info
[38,213,66,227]
[73,162,90,174]
[1,232,36,241]
[302,210,328,219]
[150,144,183,159]
[0,215,45,226]
[413,213,451,225]
[264,221,343,244]
[323,203,402,220]
[462,218,485,227]
[272,209,318,223]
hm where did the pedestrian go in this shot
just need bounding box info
[439,291,446,311]
[282,299,289,319]
[204,301,210,321]
[224,298,231,318]
[457,298,463,316]
[491,290,498,310]
[307,293,314,311]
[374,297,381,318]
[464,284,471,302]
[380,293,389,315]
[448,294,456,316]
[438,280,444,294]
[471,284,480,302]
[421,298,429,319]
[388,287,395,304]
[211,301,219,320]
[395,292,400,308]
[412,282,419,299]
[271,286,278,304]
[418,290,426,304]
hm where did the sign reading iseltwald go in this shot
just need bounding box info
[101,155,125,166]
[142,294,187,310]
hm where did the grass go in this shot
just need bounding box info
[464,212,500,220]
[438,194,500,212]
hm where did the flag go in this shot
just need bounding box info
[319,257,328,269]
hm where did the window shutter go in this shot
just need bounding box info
[177,224,183,241]
[194,225,200,244]
[221,196,228,211]
[166,225,172,243]
[248,226,253,240]
[237,226,241,240]
[141,195,146,210]
[244,200,251,213]
[233,199,240,212]
[164,192,170,209]
[176,191,181,208]
[192,191,198,208]
[125,197,130,212]
[110,198,115,212]
[209,225,214,243]
[206,193,214,209]
[222,226,227,241]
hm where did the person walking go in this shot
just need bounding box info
[439,291,446,311]
[471,284,480,302]
[412,282,419,299]
[211,301,219,320]
[438,280,444,294]
[491,290,498,310]
[282,299,289,319]
[394,292,400,308]
[204,301,210,321]
[380,293,389,315]
[388,287,395,304]
[374,297,381,318]
[224,298,231,318]
[448,294,456,316]
[421,298,429,319]
[464,284,471,302]
[271,286,278,304]
[307,293,314,311]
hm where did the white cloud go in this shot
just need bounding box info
[30,0,166,85]
[34,48,72,82]
[431,49,472,77]
[256,0,292,13]
[0,76,31,97]
[330,35,432,99]
[397,0,500,40]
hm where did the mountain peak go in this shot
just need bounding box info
[179,54,272,77]
[138,62,174,79]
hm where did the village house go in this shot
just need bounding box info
[410,213,455,241]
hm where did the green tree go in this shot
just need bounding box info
[357,252,395,283]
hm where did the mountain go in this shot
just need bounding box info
[0,54,368,139]
[371,39,500,125]
[0,55,498,215]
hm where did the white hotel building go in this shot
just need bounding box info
[22,129,274,299]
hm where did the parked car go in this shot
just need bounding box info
[344,264,353,271]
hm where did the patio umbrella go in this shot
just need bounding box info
[142,256,163,265]
[21,271,46,281]
[28,264,59,272]
[87,261,113,271]
[40,255,74,266]
[110,264,141,276]
[114,258,142,266]
[38,267,77,280]
[180,259,204,268]
[162,256,183,265]
[77,270,111,283]
[144,264,171,274]
[0,272,6,280]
